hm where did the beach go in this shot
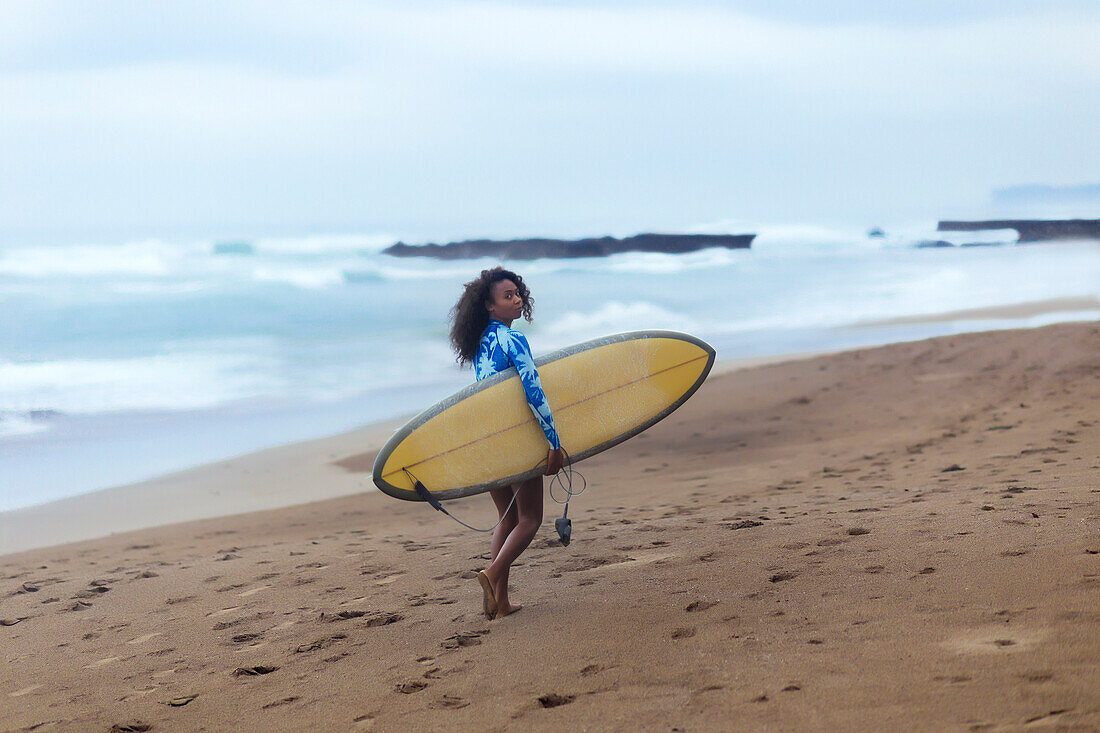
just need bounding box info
[2,320,1098,731]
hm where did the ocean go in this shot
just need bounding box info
[2,228,1098,511]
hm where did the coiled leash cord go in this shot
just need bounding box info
[547,447,586,546]
[401,448,586,546]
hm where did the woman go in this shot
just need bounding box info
[450,267,564,620]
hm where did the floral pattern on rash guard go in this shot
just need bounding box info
[474,319,561,449]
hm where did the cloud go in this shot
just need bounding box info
[0,1,353,74]
[1,2,1098,237]
[4,3,1096,133]
[363,4,1100,103]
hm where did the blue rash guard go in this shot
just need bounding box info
[474,319,561,450]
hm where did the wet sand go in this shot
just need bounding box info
[1,321,1098,731]
[856,295,1100,327]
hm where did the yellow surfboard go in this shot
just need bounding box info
[372,331,715,501]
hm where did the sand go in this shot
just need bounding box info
[1,321,1098,731]
[856,296,1100,327]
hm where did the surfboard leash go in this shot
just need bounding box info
[399,449,586,544]
[400,466,519,533]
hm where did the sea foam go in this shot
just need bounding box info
[0,346,282,414]
[0,240,183,278]
[540,301,700,348]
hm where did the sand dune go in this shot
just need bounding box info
[1,322,1098,731]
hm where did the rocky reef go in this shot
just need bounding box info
[937,219,1100,243]
[382,232,755,260]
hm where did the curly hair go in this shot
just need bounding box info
[449,266,533,365]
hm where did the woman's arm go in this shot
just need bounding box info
[501,329,561,451]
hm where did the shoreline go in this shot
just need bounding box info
[854,295,1100,327]
[2,302,1097,557]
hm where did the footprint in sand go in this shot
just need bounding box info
[165,595,196,605]
[441,630,487,649]
[72,587,111,600]
[233,665,278,676]
[213,611,273,631]
[685,600,718,613]
[261,696,299,710]
[215,583,247,593]
[110,721,152,732]
[394,680,427,694]
[295,633,347,654]
[206,606,241,618]
[364,612,403,627]
[332,610,367,620]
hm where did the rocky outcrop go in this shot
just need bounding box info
[383,233,754,260]
[937,219,1100,243]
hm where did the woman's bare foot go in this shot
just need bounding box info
[477,571,497,620]
[494,603,522,619]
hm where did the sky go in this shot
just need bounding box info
[1,0,1099,245]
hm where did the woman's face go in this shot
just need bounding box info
[486,279,524,324]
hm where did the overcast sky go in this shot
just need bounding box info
[2,1,1098,244]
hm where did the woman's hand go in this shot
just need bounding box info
[544,447,564,476]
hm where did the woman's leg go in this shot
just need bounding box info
[479,485,520,618]
[486,475,543,617]
[489,485,519,563]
